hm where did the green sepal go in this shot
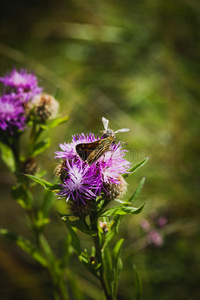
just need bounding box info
[123,157,149,178]
[0,229,47,267]
[32,138,51,157]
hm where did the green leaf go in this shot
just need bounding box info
[126,177,146,205]
[80,251,99,279]
[41,190,56,217]
[102,248,112,294]
[32,138,51,157]
[11,184,33,209]
[112,239,124,298]
[0,229,47,267]
[25,174,54,189]
[0,142,15,171]
[113,239,124,261]
[61,215,94,235]
[102,204,145,217]
[38,234,56,268]
[47,116,69,128]
[63,221,81,256]
[123,157,149,178]
[102,216,122,250]
[133,264,142,300]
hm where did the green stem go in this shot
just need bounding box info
[38,233,69,300]
[90,215,113,300]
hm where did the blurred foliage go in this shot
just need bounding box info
[0,0,199,299]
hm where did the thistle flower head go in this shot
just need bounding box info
[98,142,131,185]
[0,94,26,134]
[0,68,42,102]
[57,159,102,205]
[55,129,131,217]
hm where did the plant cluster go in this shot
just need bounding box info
[0,68,148,300]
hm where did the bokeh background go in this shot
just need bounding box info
[0,0,199,299]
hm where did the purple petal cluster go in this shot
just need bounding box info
[0,69,42,102]
[140,212,168,247]
[0,94,26,134]
[55,133,131,205]
[57,159,102,205]
[0,68,43,135]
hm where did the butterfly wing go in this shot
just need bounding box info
[86,137,114,165]
[76,141,100,161]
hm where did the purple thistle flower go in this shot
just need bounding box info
[98,142,131,185]
[0,94,26,134]
[0,69,42,102]
[55,132,131,207]
[58,159,102,205]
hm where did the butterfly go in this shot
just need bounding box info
[76,136,114,165]
[76,117,129,165]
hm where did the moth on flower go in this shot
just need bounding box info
[76,117,130,165]
[55,118,131,217]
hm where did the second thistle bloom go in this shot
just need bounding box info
[0,94,26,134]
[0,68,42,102]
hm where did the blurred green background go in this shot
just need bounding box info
[0,0,199,299]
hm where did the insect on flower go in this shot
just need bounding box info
[101,117,130,138]
[76,117,130,165]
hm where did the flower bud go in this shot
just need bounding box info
[32,93,59,121]
[21,157,38,175]
[103,175,128,201]
[68,200,95,219]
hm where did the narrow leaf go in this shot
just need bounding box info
[61,216,94,235]
[112,239,124,297]
[113,239,124,261]
[133,264,142,300]
[0,142,15,171]
[48,116,69,128]
[102,248,112,294]
[102,216,122,250]
[123,157,149,178]
[25,174,54,189]
[126,177,145,205]
[32,138,51,157]
[102,204,145,217]
[41,190,56,217]
[63,222,81,255]
[0,229,47,267]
